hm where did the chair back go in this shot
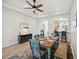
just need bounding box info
[61,31,66,36]
[29,39,41,59]
[61,31,67,42]
[54,31,59,37]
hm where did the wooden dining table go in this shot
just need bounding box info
[40,37,59,59]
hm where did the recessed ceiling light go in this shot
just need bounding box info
[56,9,59,11]
[24,5,27,8]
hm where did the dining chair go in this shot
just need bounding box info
[61,31,67,42]
[29,39,47,59]
[54,31,59,37]
[34,35,39,39]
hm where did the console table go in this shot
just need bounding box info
[18,34,32,44]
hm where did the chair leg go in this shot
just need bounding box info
[54,56,57,59]
[54,56,60,59]
[47,48,51,59]
[55,41,58,49]
[39,56,41,59]
[46,54,48,59]
[54,56,62,59]
[65,37,67,42]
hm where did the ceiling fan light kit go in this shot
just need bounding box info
[24,0,43,14]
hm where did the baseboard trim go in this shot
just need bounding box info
[70,44,76,59]
[2,41,18,48]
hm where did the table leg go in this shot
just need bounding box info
[55,41,58,48]
[47,48,51,59]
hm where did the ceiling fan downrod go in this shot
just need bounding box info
[33,0,36,2]
[33,0,36,6]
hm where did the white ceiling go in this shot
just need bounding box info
[3,0,74,18]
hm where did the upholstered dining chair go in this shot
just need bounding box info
[61,31,67,42]
[29,39,47,59]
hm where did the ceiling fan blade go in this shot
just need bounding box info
[26,1,33,7]
[36,8,43,12]
[24,7,33,9]
[36,4,43,8]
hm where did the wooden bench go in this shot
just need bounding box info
[54,42,67,59]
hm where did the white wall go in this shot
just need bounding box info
[70,0,77,58]
[2,7,38,48]
[37,18,55,35]
[37,14,71,40]
[70,14,77,59]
